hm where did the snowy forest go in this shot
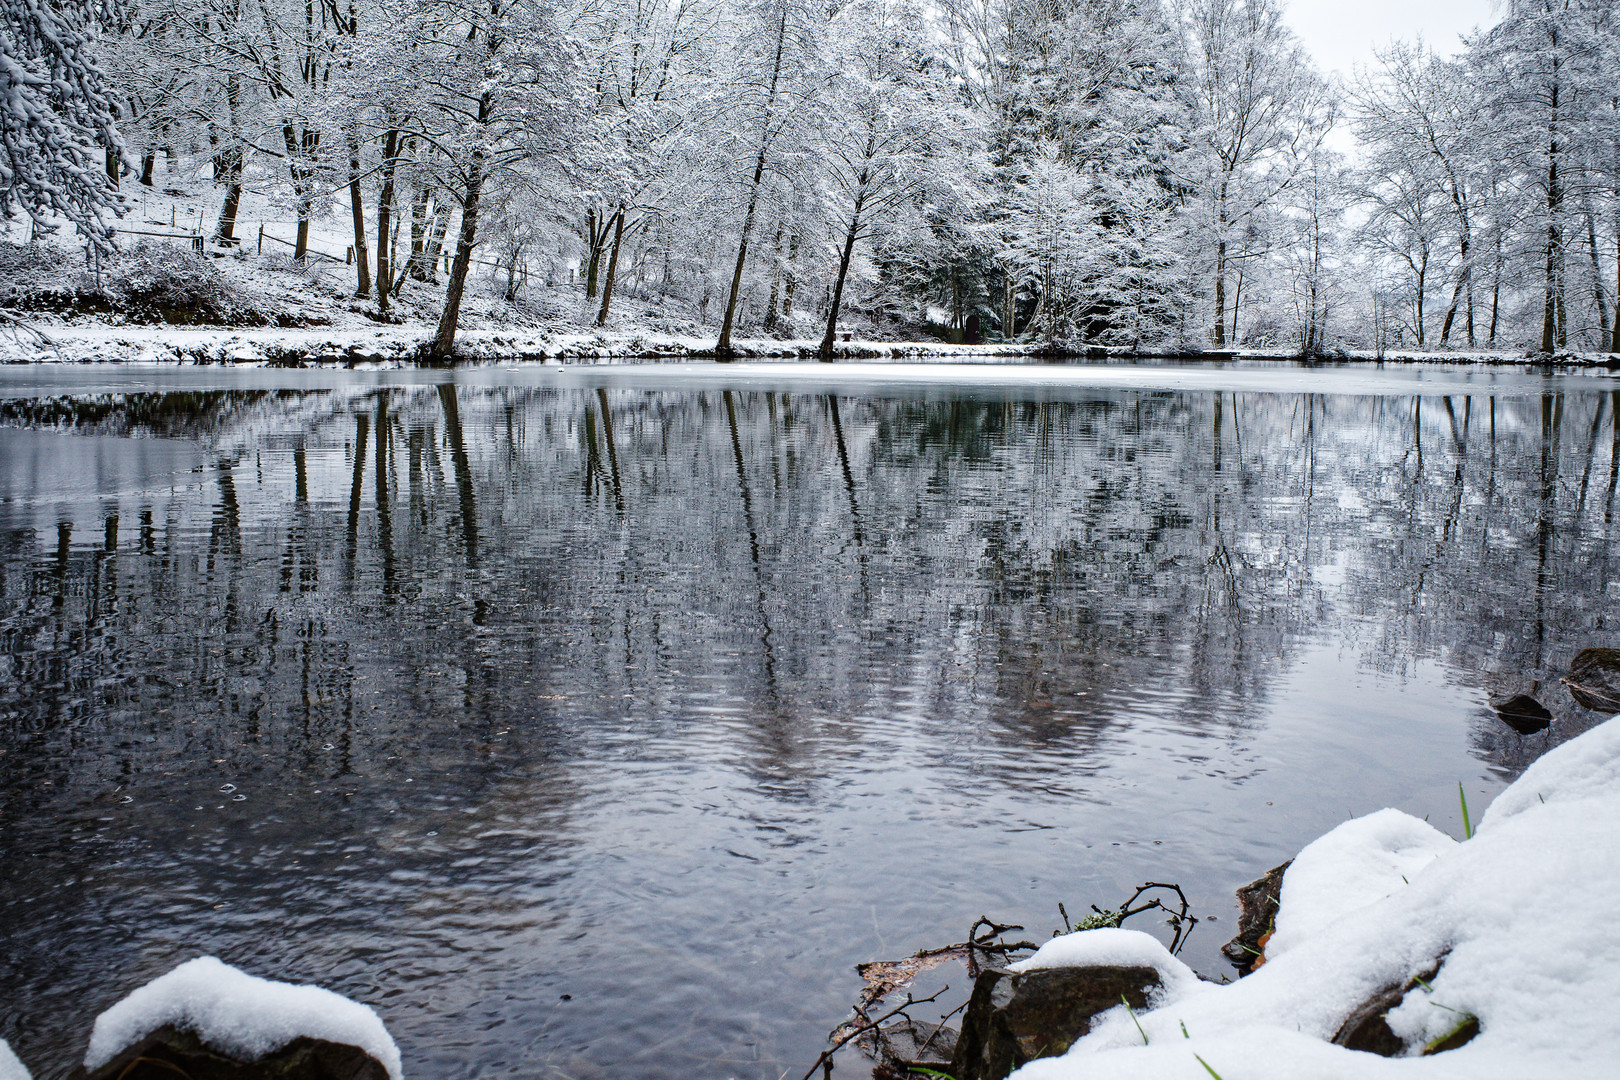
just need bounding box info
[5,0,1620,357]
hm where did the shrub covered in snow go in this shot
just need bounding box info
[100,242,245,324]
[0,241,261,325]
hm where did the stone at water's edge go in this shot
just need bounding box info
[948,965,1162,1080]
[74,1026,390,1080]
[1220,861,1290,972]
[1493,693,1553,734]
[1565,647,1620,713]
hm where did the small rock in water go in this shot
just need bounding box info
[1493,694,1553,735]
[1564,647,1620,713]
[77,1026,389,1080]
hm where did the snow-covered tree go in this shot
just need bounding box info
[1180,0,1334,347]
[2,0,126,251]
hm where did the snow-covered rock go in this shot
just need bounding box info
[0,1040,30,1080]
[1009,929,1207,1003]
[84,957,402,1080]
[1008,715,1620,1079]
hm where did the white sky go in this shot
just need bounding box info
[1282,0,1500,81]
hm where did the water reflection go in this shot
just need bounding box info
[2,372,1618,1079]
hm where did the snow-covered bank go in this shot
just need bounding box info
[7,321,1618,368]
[1005,715,1620,1079]
[0,323,1037,365]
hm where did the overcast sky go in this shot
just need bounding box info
[1282,0,1500,81]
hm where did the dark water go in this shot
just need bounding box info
[2,362,1618,1079]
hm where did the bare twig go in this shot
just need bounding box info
[803,989,947,1080]
[913,997,971,1060]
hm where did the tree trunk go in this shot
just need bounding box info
[1542,71,1563,354]
[1612,233,1620,353]
[347,135,372,298]
[213,75,244,246]
[422,207,450,284]
[1211,176,1230,347]
[596,208,626,326]
[1415,254,1427,347]
[1002,271,1014,339]
[1586,204,1610,352]
[1489,236,1503,346]
[140,151,156,187]
[819,208,863,360]
[214,147,244,246]
[584,210,605,299]
[717,10,788,360]
[375,128,401,313]
[781,230,799,322]
[408,185,430,278]
[1438,236,1470,348]
[432,145,485,359]
[1230,266,1243,344]
[283,122,314,261]
[763,221,784,333]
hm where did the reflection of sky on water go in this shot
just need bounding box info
[0,367,1615,1080]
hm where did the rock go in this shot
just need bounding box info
[1330,960,1439,1056]
[76,1025,390,1080]
[1221,861,1290,972]
[1330,980,1409,1056]
[949,964,1161,1080]
[1493,694,1552,735]
[1565,647,1620,713]
[1330,958,1479,1058]
[867,1016,957,1070]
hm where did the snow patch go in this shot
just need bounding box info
[1266,809,1455,958]
[1008,715,1620,1079]
[84,957,401,1080]
[0,1040,30,1080]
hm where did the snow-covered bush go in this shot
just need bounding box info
[0,243,73,307]
[102,242,240,324]
[0,241,259,325]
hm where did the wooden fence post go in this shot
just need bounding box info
[258,224,264,254]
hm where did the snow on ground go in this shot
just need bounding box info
[0,322,1035,365]
[0,1041,29,1080]
[84,957,402,1080]
[1009,715,1620,1080]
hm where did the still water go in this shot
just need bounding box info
[2,362,1618,1079]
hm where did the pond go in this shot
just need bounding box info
[2,361,1617,1079]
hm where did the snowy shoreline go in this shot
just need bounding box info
[986,714,1620,1080]
[4,322,1617,368]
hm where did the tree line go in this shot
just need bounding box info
[6,0,1620,356]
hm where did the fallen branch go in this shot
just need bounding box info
[805,989,947,1080]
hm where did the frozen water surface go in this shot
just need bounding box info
[1,360,1618,1079]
